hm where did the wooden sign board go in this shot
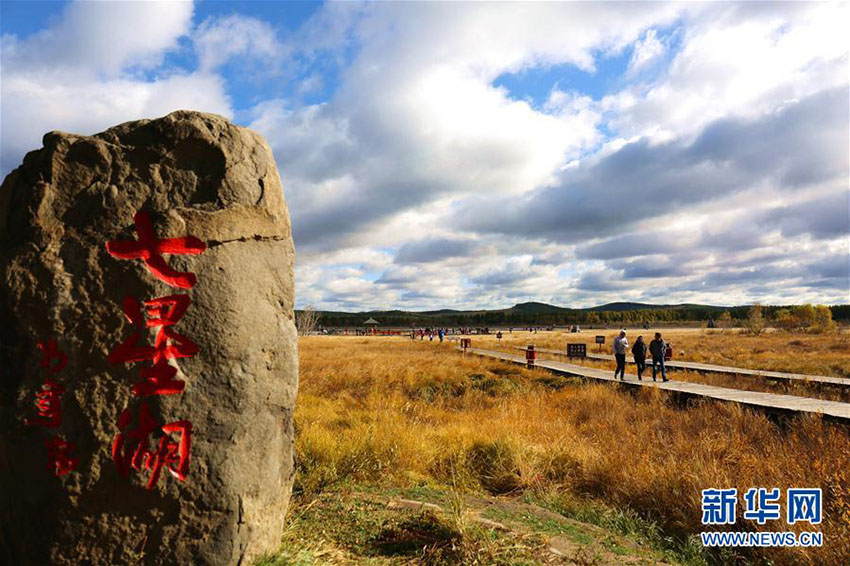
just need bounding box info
[567,343,587,359]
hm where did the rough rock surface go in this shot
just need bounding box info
[0,111,298,565]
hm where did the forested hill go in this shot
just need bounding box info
[307,302,850,328]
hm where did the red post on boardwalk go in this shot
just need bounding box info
[526,344,536,368]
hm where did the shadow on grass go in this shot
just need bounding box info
[372,511,462,561]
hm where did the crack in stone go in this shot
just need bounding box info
[207,235,286,248]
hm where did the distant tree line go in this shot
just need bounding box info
[305,303,849,329]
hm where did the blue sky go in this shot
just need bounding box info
[494,22,682,108]
[1,1,848,310]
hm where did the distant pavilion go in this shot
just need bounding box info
[364,317,379,335]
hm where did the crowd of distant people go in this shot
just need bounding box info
[409,326,562,342]
[411,327,491,342]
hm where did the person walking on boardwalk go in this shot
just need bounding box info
[632,335,647,380]
[649,332,668,382]
[612,330,629,380]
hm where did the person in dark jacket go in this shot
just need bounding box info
[649,332,668,382]
[632,336,647,380]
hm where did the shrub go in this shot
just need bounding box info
[466,439,523,495]
[743,304,765,335]
[811,304,836,333]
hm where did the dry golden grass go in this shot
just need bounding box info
[296,335,850,565]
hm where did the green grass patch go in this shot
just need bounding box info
[527,490,735,566]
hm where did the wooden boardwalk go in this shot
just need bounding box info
[468,348,850,423]
[513,346,850,388]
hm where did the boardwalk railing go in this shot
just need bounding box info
[464,347,850,424]
[512,346,850,388]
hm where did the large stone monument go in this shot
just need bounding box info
[0,111,298,565]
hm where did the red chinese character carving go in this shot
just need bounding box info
[38,339,68,375]
[108,295,198,395]
[134,359,184,396]
[26,377,65,428]
[112,403,158,477]
[143,294,191,328]
[148,420,191,488]
[109,295,198,365]
[46,436,78,476]
[108,296,157,365]
[112,403,191,489]
[106,211,206,288]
